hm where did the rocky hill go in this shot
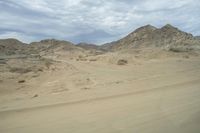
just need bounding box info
[103,24,200,52]
[0,38,85,56]
[29,39,84,55]
[0,38,28,56]
[1,24,200,56]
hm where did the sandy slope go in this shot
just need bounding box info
[0,54,200,133]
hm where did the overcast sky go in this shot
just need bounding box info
[0,0,200,44]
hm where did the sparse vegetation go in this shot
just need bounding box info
[78,55,84,59]
[37,68,43,72]
[18,80,25,83]
[82,87,90,90]
[169,47,183,52]
[117,59,128,65]
[89,58,97,61]
[40,58,54,69]
[169,47,194,53]
[10,67,32,74]
[32,94,38,98]
[45,61,53,68]
[0,59,7,64]
[183,55,190,58]
[79,58,87,61]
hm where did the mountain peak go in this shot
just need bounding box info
[134,24,157,33]
[144,24,157,29]
[161,24,178,30]
[0,38,26,46]
[0,38,22,43]
[164,24,173,27]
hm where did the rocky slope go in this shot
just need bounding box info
[0,38,85,56]
[0,38,28,56]
[103,24,200,52]
[29,39,84,55]
[1,24,200,56]
[0,39,85,77]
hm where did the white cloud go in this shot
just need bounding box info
[0,0,200,44]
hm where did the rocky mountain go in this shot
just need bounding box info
[104,24,200,52]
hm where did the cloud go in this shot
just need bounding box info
[0,0,200,44]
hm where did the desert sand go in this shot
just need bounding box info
[0,51,200,133]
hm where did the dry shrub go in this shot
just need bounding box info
[169,47,182,52]
[40,58,54,69]
[0,59,7,64]
[183,55,189,58]
[45,61,53,68]
[117,59,128,65]
[79,58,87,61]
[32,94,38,98]
[78,55,83,58]
[10,67,32,74]
[89,59,97,61]
[169,47,193,53]
[37,68,43,72]
[18,80,25,83]
[81,87,90,90]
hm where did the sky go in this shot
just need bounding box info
[0,0,200,44]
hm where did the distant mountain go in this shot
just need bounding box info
[103,24,200,52]
[77,43,99,50]
[195,36,200,40]
[76,42,108,52]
